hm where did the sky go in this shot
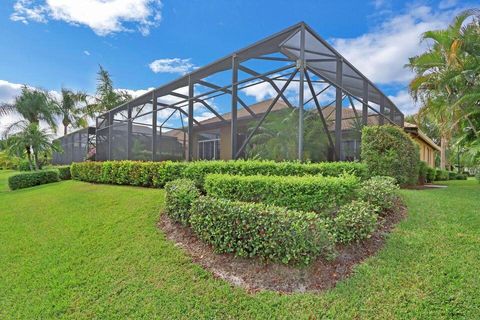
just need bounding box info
[0,0,476,132]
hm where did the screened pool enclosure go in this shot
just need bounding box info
[54,22,404,164]
[52,127,96,165]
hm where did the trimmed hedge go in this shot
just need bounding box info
[328,200,378,244]
[189,195,334,265]
[357,176,399,213]
[204,173,359,213]
[164,179,200,225]
[56,166,71,180]
[455,173,468,180]
[71,160,368,189]
[418,161,428,184]
[426,167,436,183]
[361,125,419,186]
[8,170,60,190]
[435,169,449,181]
[448,171,457,180]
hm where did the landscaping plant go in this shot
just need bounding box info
[164,179,200,225]
[357,176,399,213]
[8,170,60,190]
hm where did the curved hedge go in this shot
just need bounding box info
[204,173,359,213]
[189,196,333,265]
[361,125,419,185]
[8,170,60,190]
[71,160,368,189]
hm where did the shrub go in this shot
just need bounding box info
[328,200,378,244]
[418,161,428,185]
[361,125,419,186]
[455,173,467,180]
[164,179,200,225]
[0,152,20,170]
[18,159,32,171]
[71,160,368,189]
[8,170,60,190]
[435,169,449,181]
[189,196,333,265]
[426,167,436,183]
[476,171,480,183]
[204,173,360,213]
[56,166,71,180]
[357,176,399,213]
[448,171,457,180]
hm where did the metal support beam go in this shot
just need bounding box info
[238,65,295,109]
[362,81,368,126]
[152,92,157,161]
[304,70,335,153]
[187,77,194,161]
[379,96,385,125]
[127,104,132,160]
[236,70,298,159]
[335,59,343,160]
[231,55,238,159]
[298,24,306,161]
[108,111,113,160]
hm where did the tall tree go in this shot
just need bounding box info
[407,9,480,169]
[53,88,88,135]
[85,66,132,117]
[0,86,57,133]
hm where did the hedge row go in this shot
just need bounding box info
[71,160,368,188]
[361,125,419,185]
[8,170,60,190]
[191,196,333,265]
[204,173,359,213]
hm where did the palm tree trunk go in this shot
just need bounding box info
[440,136,448,169]
[33,149,39,171]
[64,125,68,136]
[25,146,33,171]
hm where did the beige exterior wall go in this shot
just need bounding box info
[413,137,436,167]
[219,126,232,160]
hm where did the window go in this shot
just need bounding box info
[197,131,220,160]
[342,139,360,161]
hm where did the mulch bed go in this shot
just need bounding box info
[157,202,407,294]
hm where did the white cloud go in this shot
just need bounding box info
[439,0,458,10]
[388,89,418,115]
[149,58,195,74]
[83,50,90,56]
[10,0,162,36]
[331,5,457,85]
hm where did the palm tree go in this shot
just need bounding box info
[5,122,58,170]
[85,66,132,118]
[53,88,89,135]
[407,9,480,168]
[0,86,57,133]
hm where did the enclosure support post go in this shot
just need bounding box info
[108,111,113,160]
[187,76,194,161]
[127,103,132,160]
[152,92,157,161]
[379,96,385,126]
[231,55,238,159]
[298,24,306,161]
[362,81,369,126]
[335,59,343,160]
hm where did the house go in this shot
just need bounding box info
[404,122,440,167]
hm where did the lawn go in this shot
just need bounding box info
[0,170,479,319]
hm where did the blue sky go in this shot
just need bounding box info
[0,0,476,130]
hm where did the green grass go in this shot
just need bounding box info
[0,171,479,319]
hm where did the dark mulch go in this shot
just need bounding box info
[157,202,407,293]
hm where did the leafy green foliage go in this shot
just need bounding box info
[0,151,19,170]
[204,173,359,213]
[426,166,437,183]
[418,161,428,184]
[358,176,399,213]
[189,196,334,265]
[164,179,200,225]
[435,169,450,181]
[17,159,32,171]
[71,160,368,189]
[328,200,378,244]
[448,171,457,180]
[361,125,420,185]
[56,166,71,180]
[8,170,59,190]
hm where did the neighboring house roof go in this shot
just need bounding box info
[404,122,441,152]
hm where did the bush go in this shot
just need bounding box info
[357,176,399,213]
[57,166,71,180]
[8,170,60,190]
[204,173,360,213]
[448,171,457,180]
[418,161,428,185]
[18,159,32,171]
[0,152,20,170]
[361,125,419,186]
[476,171,480,183]
[328,200,378,244]
[71,160,368,189]
[164,179,200,225]
[189,196,334,265]
[435,169,449,181]
[455,173,467,180]
[426,167,436,183]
